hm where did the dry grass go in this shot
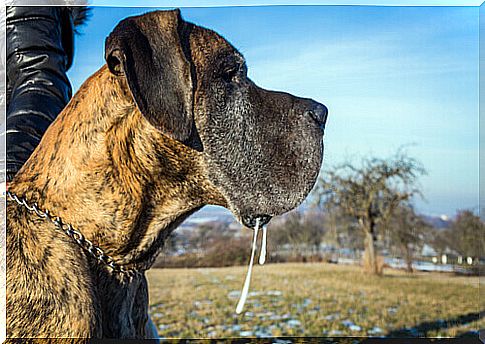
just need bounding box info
[146,262,482,338]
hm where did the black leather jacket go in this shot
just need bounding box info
[6,6,89,182]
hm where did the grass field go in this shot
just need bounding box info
[146,262,482,339]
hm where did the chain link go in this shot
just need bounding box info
[6,191,141,278]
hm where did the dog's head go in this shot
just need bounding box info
[105,9,327,228]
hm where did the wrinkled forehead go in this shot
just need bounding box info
[187,24,245,71]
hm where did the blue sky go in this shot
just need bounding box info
[68,5,479,217]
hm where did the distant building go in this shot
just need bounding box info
[421,244,437,257]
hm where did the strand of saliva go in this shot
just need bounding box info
[236,219,268,314]
[259,224,267,265]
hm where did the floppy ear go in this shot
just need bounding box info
[104,9,193,142]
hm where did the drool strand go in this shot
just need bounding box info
[235,218,260,314]
[259,224,267,265]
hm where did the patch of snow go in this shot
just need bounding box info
[231,325,241,331]
[228,290,241,298]
[341,319,354,327]
[158,324,170,331]
[349,325,361,331]
[368,326,383,335]
[255,330,272,337]
[287,319,301,327]
[239,330,253,337]
[245,311,255,318]
[324,313,339,321]
[267,290,283,296]
[387,307,398,314]
[302,298,312,307]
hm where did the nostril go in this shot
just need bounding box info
[319,104,329,122]
[305,104,328,129]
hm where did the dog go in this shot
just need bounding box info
[6,9,328,339]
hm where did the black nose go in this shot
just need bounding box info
[305,104,328,130]
[242,214,272,228]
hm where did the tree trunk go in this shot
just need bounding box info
[365,230,379,275]
[404,244,414,273]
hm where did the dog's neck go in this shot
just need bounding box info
[9,65,224,270]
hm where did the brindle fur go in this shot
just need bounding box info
[6,9,327,339]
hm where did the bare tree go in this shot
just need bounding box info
[186,222,231,251]
[447,210,484,259]
[320,207,364,252]
[425,227,450,258]
[386,204,430,272]
[313,150,426,275]
[270,210,326,256]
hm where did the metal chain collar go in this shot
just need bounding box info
[6,191,141,278]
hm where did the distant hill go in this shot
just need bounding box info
[421,214,452,229]
[179,205,235,230]
[180,204,454,231]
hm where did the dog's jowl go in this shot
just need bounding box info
[6,9,328,339]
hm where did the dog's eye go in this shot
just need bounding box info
[221,67,239,83]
